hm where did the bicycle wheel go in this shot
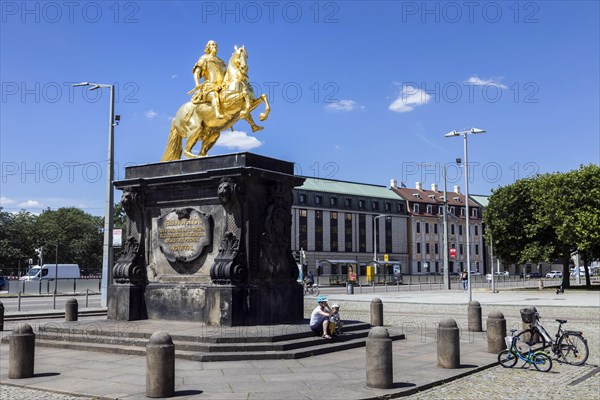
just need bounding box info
[498,349,517,368]
[532,352,552,372]
[312,287,320,297]
[514,329,546,353]
[558,333,589,366]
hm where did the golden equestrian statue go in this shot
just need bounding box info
[161,41,270,161]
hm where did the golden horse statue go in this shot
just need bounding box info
[161,46,270,161]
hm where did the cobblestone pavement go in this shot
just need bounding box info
[339,300,600,400]
[1,292,598,399]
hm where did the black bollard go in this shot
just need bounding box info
[468,300,482,332]
[146,331,175,398]
[487,311,507,353]
[437,318,460,369]
[65,298,78,322]
[9,323,35,379]
[370,298,383,327]
[0,301,4,331]
[366,327,393,389]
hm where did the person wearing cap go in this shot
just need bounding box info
[329,303,344,336]
[310,296,332,339]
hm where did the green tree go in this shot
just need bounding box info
[485,164,600,288]
[0,208,38,276]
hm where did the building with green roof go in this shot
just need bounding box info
[291,177,409,282]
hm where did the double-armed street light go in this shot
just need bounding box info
[444,128,487,302]
[73,82,118,307]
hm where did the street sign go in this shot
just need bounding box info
[449,248,457,259]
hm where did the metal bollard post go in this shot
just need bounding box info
[366,327,393,389]
[85,289,89,308]
[65,298,78,322]
[9,323,35,379]
[146,331,175,398]
[437,318,460,369]
[0,301,4,331]
[53,291,56,310]
[468,301,482,332]
[346,282,354,295]
[17,291,21,311]
[487,311,507,353]
[370,298,383,327]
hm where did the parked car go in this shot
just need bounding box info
[545,271,562,278]
[0,276,6,290]
[526,272,542,279]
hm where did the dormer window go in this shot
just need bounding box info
[460,207,465,216]
[472,208,478,217]
[413,203,420,213]
[426,205,433,214]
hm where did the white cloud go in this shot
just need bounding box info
[325,99,358,112]
[215,131,263,151]
[18,200,42,208]
[0,196,16,206]
[145,110,158,119]
[389,85,431,113]
[171,74,178,80]
[464,76,508,90]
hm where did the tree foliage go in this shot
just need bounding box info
[484,164,600,288]
[0,206,108,276]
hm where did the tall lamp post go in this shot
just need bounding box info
[74,82,117,307]
[444,128,487,302]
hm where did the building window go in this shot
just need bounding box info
[372,201,379,210]
[475,244,479,255]
[397,203,404,213]
[315,195,322,205]
[413,203,420,213]
[460,261,464,270]
[315,210,323,251]
[459,244,463,255]
[451,224,455,235]
[345,213,353,252]
[459,225,463,235]
[435,243,439,254]
[416,243,421,254]
[299,194,306,203]
[359,200,365,209]
[475,225,479,236]
[416,222,420,233]
[385,202,391,212]
[359,214,366,252]
[330,197,338,207]
[417,261,421,273]
[450,206,455,215]
[438,205,443,214]
[345,198,352,207]
[426,204,433,214]
[425,223,429,234]
[461,207,465,216]
[330,212,338,252]
[472,208,478,218]
[385,217,392,254]
[299,209,308,250]
[425,243,430,254]
[434,223,438,234]
[435,261,439,272]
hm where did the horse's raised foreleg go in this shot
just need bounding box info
[199,131,221,156]
[255,94,270,121]
[244,114,264,133]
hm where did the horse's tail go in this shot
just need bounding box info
[160,122,182,162]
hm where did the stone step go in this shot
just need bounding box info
[32,331,405,361]
[35,326,372,353]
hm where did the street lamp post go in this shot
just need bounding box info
[74,82,116,307]
[444,128,487,302]
[441,165,450,290]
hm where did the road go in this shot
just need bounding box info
[0,294,102,313]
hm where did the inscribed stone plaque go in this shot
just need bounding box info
[157,208,212,263]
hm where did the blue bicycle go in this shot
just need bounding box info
[498,329,553,372]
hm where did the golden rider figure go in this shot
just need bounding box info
[190,40,227,119]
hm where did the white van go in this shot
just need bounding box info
[20,264,81,281]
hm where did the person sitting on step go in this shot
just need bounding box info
[310,295,332,339]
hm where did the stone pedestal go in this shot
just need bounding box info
[109,153,305,326]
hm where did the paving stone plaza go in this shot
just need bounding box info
[1,288,598,399]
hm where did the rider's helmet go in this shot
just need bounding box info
[316,296,328,303]
[331,303,340,309]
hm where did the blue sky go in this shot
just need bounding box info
[1,1,599,215]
